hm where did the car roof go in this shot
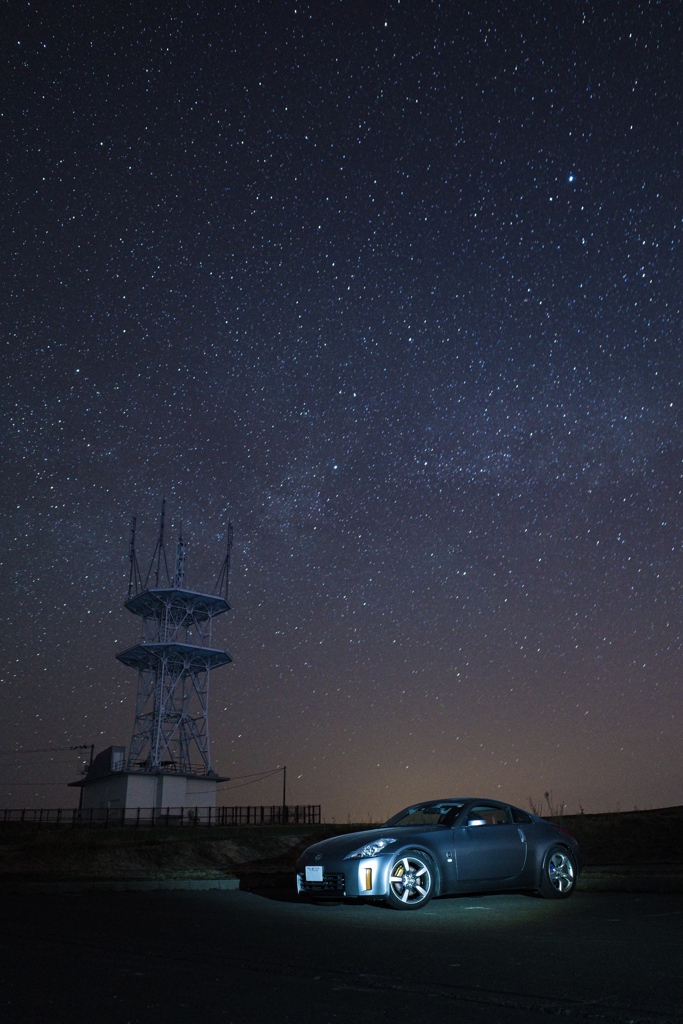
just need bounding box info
[386,798,545,827]
[418,797,511,806]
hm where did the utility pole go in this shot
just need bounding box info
[78,744,94,813]
[282,765,287,824]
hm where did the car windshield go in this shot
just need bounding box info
[384,802,465,827]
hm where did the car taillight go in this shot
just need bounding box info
[554,825,575,839]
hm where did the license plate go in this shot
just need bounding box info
[305,865,324,881]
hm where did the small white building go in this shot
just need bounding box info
[70,745,224,823]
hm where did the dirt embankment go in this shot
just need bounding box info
[0,824,348,883]
[0,806,681,883]
[547,805,683,865]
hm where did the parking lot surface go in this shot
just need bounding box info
[1,888,682,1023]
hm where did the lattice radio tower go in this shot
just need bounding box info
[117,501,233,777]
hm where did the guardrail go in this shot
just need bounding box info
[0,805,321,829]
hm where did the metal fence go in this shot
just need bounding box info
[0,804,321,829]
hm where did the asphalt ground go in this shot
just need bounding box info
[1,887,682,1024]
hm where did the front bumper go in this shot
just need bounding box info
[297,871,346,897]
[297,857,390,898]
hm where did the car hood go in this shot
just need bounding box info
[297,826,445,864]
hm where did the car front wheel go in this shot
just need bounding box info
[538,846,577,899]
[385,851,435,910]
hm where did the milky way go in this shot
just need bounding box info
[1,2,682,819]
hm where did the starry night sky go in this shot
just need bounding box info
[2,1,682,820]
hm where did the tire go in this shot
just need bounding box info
[385,850,435,910]
[538,845,577,899]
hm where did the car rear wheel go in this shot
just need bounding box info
[538,846,577,899]
[385,851,435,910]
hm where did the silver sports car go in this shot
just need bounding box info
[296,798,580,910]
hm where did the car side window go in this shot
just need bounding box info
[468,804,510,826]
[511,807,533,825]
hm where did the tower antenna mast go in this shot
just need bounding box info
[144,498,170,589]
[214,522,234,602]
[174,522,186,589]
[128,516,143,599]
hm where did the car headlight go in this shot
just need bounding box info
[344,838,396,859]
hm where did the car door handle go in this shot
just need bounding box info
[517,828,526,843]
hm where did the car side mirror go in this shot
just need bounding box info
[467,817,487,827]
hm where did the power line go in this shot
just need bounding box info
[216,766,286,793]
[217,778,276,793]
[0,782,75,786]
[0,745,92,756]
[221,767,283,781]
[0,759,76,767]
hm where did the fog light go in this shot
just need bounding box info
[364,868,373,890]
